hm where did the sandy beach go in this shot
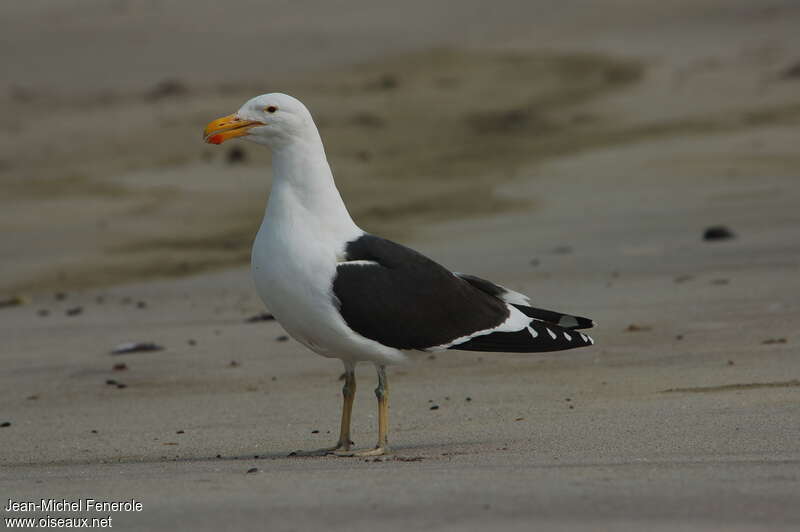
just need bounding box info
[2,1,800,530]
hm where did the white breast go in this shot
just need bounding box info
[251,218,336,353]
[251,207,407,365]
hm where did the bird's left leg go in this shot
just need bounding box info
[337,364,389,457]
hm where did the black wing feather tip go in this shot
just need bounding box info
[449,321,594,353]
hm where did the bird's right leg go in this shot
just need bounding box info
[289,362,356,457]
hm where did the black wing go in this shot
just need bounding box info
[333,234,594,353]
[333,235,509,350]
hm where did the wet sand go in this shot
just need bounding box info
[2,1,800,530]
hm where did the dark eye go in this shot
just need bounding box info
[266,106,277,113]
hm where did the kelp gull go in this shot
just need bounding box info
[204,93,595,457]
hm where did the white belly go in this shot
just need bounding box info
[251,221,406,365]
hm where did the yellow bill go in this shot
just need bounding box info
[203,114,264,144]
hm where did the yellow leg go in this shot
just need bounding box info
[337,367,356,449]
[289,363,356,457]
[338,365,389,457]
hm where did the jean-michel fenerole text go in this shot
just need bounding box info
[5,498,143,513]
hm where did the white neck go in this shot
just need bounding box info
[264,133,360,242]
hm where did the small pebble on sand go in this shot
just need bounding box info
[111,342,163,354]
[703,225,735,241]
[245,312,275,323]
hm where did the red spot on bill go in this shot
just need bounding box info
[209,134,224,145]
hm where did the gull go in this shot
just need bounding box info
[204,93,595,456]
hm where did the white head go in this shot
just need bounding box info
[203,93,319,149]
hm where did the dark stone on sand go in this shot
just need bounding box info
[111,342,164,354]
[245,312,275,323]
[703,225,735,241]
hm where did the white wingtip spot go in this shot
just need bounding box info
[527,326,538,339]
[579,333,588,342]
[563,332,572,341]
[546,328,557,340]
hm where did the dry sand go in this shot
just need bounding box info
[2,1,800,530]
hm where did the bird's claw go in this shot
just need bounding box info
[334,446,389,458]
